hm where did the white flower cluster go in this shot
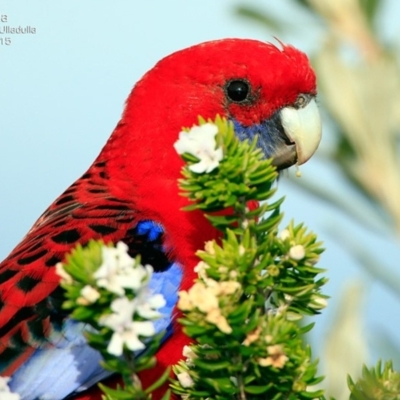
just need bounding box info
[96,242,166,356]
[0,377,20,400]
[99,295,164,356]
[93,242,153,296]
[174,123,223,173]
[56,241,166,357]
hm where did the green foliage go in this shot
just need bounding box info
[348,360,400,400]
[359,0,381,29]
[172,116,327,399]
[179,115,278,214]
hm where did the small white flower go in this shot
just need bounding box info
[190,282,219,313]
[182,345,196,367]
[0,377,21,400]
[182,345,196,360]
[174,123,223,173]
[219,281,241,295]
[107,320,155,356]
[118,264,153,293]
[103,242,134,272]
[289,244,306,260]
[309,294,328,310]
[94,242,152,295]
[238,245,246,256]
[135,292,166,319]
[177,371,194,388]
[284,294,293,303]
[193,261,209,274]
[265,334,273,343]
[77,285,101,305]
[193,261,210,279]
[94,243,133,295]
[279,229,290,241]
[204,240,216,255]
[99,297,136,329]
[99,297,156,356]
[206,308,232,334]
[229,270,238,279]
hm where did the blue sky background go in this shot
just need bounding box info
[1,0,400,373]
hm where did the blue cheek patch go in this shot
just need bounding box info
[231,114,285,160]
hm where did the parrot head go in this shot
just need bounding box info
[114,38,321,176]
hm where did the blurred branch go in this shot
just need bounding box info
[308,0,382,60]
[288,171,390,235]
[322,283,367,400]
[328,225,400,299]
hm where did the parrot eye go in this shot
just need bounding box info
[294,94,311,109]
[226,80,250,103]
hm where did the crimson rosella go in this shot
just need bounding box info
[0,38,321,399]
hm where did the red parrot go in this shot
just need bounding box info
[0,39,321,400]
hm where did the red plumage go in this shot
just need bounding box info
[0,39,317,399]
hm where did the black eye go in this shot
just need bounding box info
[226,80,250,103]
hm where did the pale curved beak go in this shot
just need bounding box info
[279,98,322,165]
